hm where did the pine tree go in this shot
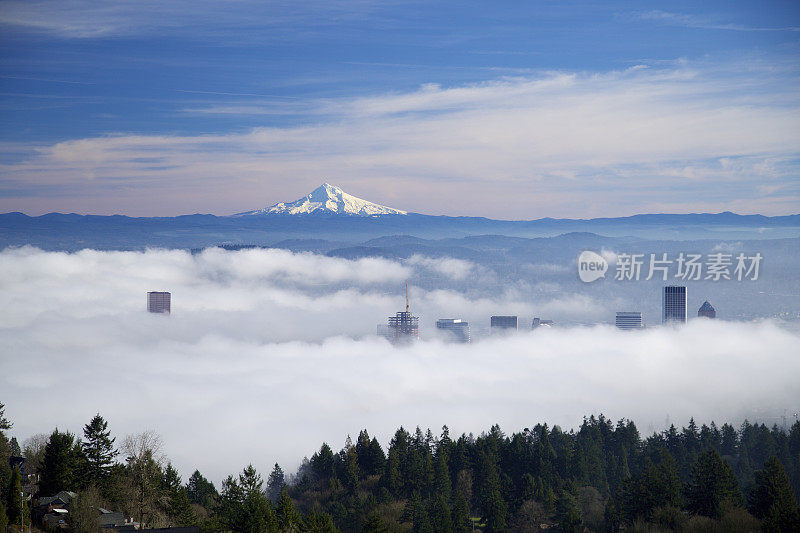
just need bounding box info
[312,443,336,480]
[6,465,23,526]
[169,487,197,527]
[241,489,277,533]
[81,414,118,488]
[40,429,82,495]
[451,494,470,533]
[361,512,389,532]
[479,455,507,533]
[9,437,20,457]
[276,488,301,531]
[162,462,182,493]
[304,509,339,533]
[0,402,13,498]
[0,402,10,433]
[187,470,217,508]
[0,499,7,533]
[555,490,582,533]
[343,447,360,493]
[434,453,452,502]
[747,456,800,532]
[239,464,264,497]
[686,448,742,518]
[266,463,285,501]
[431,493,453,533]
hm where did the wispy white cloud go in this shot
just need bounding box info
[637,10,800,32]
[1,60,799,217]
[0,0,398,39]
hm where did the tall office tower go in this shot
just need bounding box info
[491,315,517,333]
[698,301,716,318]
[662,286,686,323]
[147,291,171,314]
[616,311,643,330]
[436,319,471,343]
[385,282,419,344]
[531,317,554,329]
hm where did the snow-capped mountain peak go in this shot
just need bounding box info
[235,183,408,216]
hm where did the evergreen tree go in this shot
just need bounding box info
[479,454,507,533]
[555,490,582,533]
[241,489,277,533]
[9,437,20,457]
[81,414,118,488]
[361,511,389,532]
[434,452,451,501]
[720,423,738,456]
[276,488,301,531]
[162,462,182,493]
[312,443,336,480]
[431,493,453,533]
[40,429,83,495]
[618,449,682,522]
[0,403,13,499]
[266,463,285,501]
[187,470,218,508]
[451,494,470,533]
[217,475,245,529]
[0,499,7,533]
[0,402,10,433]
[747,456,800,532]
[218,467,277,533]
[169,487,198,526]
[686,448,742,518]
[343,447,360,493]
[239,464,264,496]
[364,437,387,477]
[6,465,23,526]
[481,485,507,532]
[304,510,339,533]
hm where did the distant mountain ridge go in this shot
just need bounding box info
[2,183,799,250]
[234,183,407,216]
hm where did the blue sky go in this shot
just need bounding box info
[1,0,799,217]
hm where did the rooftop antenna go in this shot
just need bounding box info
[405,280,409,313]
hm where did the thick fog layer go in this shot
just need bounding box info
[1,247,798,484]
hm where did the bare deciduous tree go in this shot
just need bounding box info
[122,431,167,528]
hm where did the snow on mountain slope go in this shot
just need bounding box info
[234,183,408,216]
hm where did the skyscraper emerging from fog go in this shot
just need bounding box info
[698,301,716,318]
[616,311,643,330]
[384,282,419,344]
[662,286,686,323]
[491,315,517,333]
[436,319,470,343]
[147,291,171,314]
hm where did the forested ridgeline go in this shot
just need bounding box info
[1,402,799,532]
